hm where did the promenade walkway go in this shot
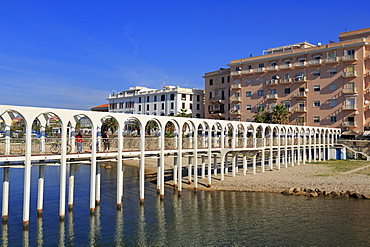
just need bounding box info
[0,105,340,228]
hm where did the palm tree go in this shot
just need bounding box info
[104,118,118,134]
[145,120,157,135]
[176,109,191,118]
[271,104,289,124]
[253,107,270,123]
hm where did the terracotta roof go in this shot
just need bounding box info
[91,104,108,109]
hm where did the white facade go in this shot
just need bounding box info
[108,86,204,118]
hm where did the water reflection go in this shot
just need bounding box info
[67,210,74,246]
[22,228,29,247]
[89,206,102,246]
[114,209,124,246]
[58,220,65,247]
[36,217,43,247]
[137,205,147,246]
[2,223,8,247]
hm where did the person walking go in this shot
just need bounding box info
[102,130,110,152]
[76,132,83,153]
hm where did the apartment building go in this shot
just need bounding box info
[204,27,370,131]
[108,86,204,118]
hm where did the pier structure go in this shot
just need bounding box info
[0,105,341,228]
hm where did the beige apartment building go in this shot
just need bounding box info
[204,27,370,132]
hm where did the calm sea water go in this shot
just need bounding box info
[1,163,370,246]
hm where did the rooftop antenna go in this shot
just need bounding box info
[163,76,167,87]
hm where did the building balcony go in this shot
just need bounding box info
[293,61,307,67]
[229,109,241,115]
[230,96,241,102]
[342,54,357,61]
[266,79,278,86]
[295,122,306,126]
[342,88,357,94]
[208,110,225,116]
[266,65,279,71]
[308,59,323,66]
[280,78,292,84]
[325,57,339,64]
[231,83,242,89]
[230,71,242,76]
[254,67,265,73]
[342,121,357,127]
[293,76,307,83]
[209,97,222,103]
[342,71,357,78]
[293,91,307,98]
[241,69,253,75]
[342,104,357,110]
[265,94,278,100]
[280,64,292,70]
[294,107,307,112]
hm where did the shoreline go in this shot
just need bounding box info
[121,157,370,196]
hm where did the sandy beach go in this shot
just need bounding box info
[122,156,370,195]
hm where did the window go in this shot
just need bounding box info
[313,70,320,76]
[246,65,252,70]
[209,79,213,86]
[236,66,242,71]
[162,103,165,110]
[327,51,336,58]
[313,85,320,91]
[329,99,337,106]
[257,104,264,109]
[283,101,291,109]
[313,101,320,107]
[258,90,264,96]
[227,76,230,83]
[246,105,251,110]
[246,118,252,122]
[221,90,225,100]
[258,77,264,83]
[190,95,193,101]
[161,95,165,101]
[329,68,337,75]
[246,78,252,84]
[147,96,150,102]
[284,59,291,64]
[235,79,240,84]
[170,94,174,100]
[221,77,225,84]
[146,105,150,111]
[209,92,212,98]
[284,88,290,94]
[182,103,185,109]
[139,97,142,103]
[345,49,355,56]
[313,55,321,60]
[190,103,193,110]
[284,73,290,79]
[258,63,264,68]
[270,89,276,95]
[197,95,200,102]
[181,94,186,100]
[298,102,305,108]
[246,91,251,97]
[197,104,200,110]
[235,92,240,97]
[270,61,277,66]
[313,116,320,123]
[170,103,173,109]
[329,84,337,90]
[330,116,337,122]
[154,104,157,110]
[298,57,306,62]
[298,117,305,124]
[138,105,142,111]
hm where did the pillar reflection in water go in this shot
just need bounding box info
[137,205,147,246]
[67,210,74,246]
[58,220,65,247]
[22,228,29,247]
[155,197,166,245]
[37,217,43,246]
[115,208,124,246]
[2,223,8,247]
[89,205,102,246]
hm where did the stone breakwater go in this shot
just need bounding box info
[282,187,370,199]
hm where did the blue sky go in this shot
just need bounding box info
[0,0,369,110]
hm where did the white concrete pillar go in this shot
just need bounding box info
[173,156,178,188]
[117,125,123,206]
[213,154,218,175]
[232,153,236,177]
[4,124,10,155]
[177,134,183,195]
[157,157,161,193]
[201,155,205,179]
[139,126,145,202]
[23,122,33,229]
[2,167,9,222]
[89,126,97,214]
[242,153,247,175]
[59,125,68,221]
[95,164,101,205]
[188,156,192,184]
[68,164,75,210]
[37,166,44,216]
[252,153,257,175]
[220,154,225,181]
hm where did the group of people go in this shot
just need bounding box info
[75,130,110,153]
